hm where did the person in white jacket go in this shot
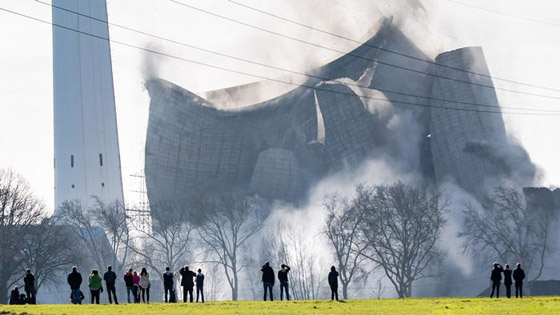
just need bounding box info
[139,268,150,303]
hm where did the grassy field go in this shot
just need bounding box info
[1,297,560,314]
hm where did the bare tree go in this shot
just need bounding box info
[323,189,370,299]
[372,278,386,299]
[19,217,78,295]
[0,169,45,303]
[459,186,554,281]
[197,193,265,301]
[268,223,324,300]
[360,182,447,298]
[56,199,115,271]
[127,201,195,283]
[90,196,130,273]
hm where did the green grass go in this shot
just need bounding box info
[1,297,560,314]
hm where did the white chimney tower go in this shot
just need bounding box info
[53,0,124,210]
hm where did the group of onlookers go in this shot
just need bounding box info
[63,265,203,305]
[123,268,151,304]
[8,261,529,304]
[260,262,341,302]
[9,269,36,305]
[178,266,205,303]
[66,265,152,305]
[8,263,340,305]
[490,262,526,298]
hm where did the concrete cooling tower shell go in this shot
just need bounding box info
[429,47,535,196]
[145,21,535,206]
[144,21,438,206]
[145,79,318,205]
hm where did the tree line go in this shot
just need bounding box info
[0,168,555,303]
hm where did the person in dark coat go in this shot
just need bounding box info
[503,264,513,298]
[490,262,504,298]
[196,268,205,303]
[328,266,339,301]
[9,286,20,305]
[261,261,275,301]
[513,263,526,298]
[67,266,83,304]
[18,294,27,305]
[123,269,134,303]
[23,269,36,304]
[103,265,118,304]
[163,267,174,303]
[179,266,196,302]
[278,264,291,301]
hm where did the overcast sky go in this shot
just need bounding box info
[1,0,560,211]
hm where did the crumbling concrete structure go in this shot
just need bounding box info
[145,21,536,206]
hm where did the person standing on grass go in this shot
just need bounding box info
[68,266,83,304]
[103,265,118,304]
[163,267,174,303]
[89,269,103,304]
[179,266,196,302]
[503,264,513,298]
[278,264,291,301]
[490,262,504,298]
[123,269,134,303]
[132,271,141,303]
[261,261,275,301]
[328,266,339,301]
[140,268,151,303]
[196,268,205,303]
[23,269,36,304]
[513,263,526,298]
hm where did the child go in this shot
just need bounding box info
[70,290,84,304]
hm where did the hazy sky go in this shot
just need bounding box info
[1,0,560,211]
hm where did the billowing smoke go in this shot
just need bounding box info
[142,0,549,299]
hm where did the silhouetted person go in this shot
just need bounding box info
[490,262,503,298]
[328,266,339,301]
[123,269,134,303]
[67,266,83,304]
[9,286,20,305]
[18,293,27,305]
[163,267,174,303]
[69,290,84,305]
[103,265,118,304]
[278,264,291,301]
[503,264,513,298]
[196,268,205,303]
[140,268,150,303]
[89,269,102,304]
[261,261,275,301]
[179,266,196,302]
[513,263,526,298]
[23,269,36,304]
[132,271,141,303]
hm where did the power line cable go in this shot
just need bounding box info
[2,7,560,117]
[447,0,560,28]
[227,0,560,93]
[169,0,560,101]
[36,0,560,114]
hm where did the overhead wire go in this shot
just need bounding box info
[33,1,560,114]
[447,0,560,28]
[227,0,560,93]
[169,0,560,101]
[2,6,560,117]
